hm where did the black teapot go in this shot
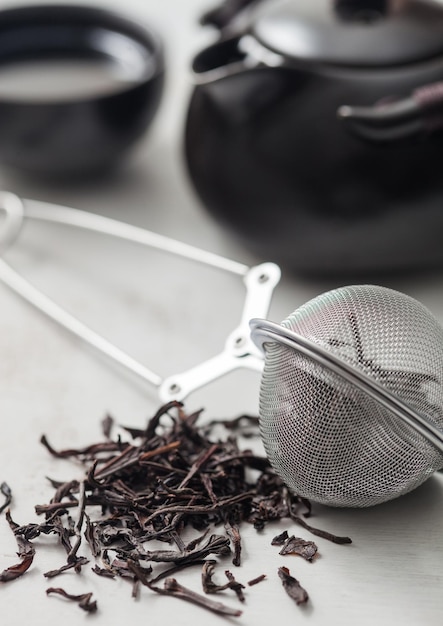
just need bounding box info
[184,0,443,275]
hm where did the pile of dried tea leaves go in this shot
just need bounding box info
[0,400,351,615]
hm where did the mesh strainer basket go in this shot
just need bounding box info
[251,285,443,507]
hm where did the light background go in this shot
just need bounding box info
[1,1,443,625]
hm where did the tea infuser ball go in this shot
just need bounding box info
[251,285,443,508]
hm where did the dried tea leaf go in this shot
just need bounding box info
[46,587,97,612]
[91,564,116,578]
[291,514,352,545]
[201,560,231,594]
[0,511,35,583]
[0,482,12,514]
[271,530,289,546]
[0,553,34,582]
[44,557,89,578]
[279,536,318,562]
[224,570,246,602]
[247,574,266,586]
[278,566,309,605]
[225,521,242,566]
[162,577,242,617]
[128,560,242,617]
[101,414,114,439]
[140,533,231,565]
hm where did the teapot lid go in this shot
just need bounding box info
[251,0,443,67]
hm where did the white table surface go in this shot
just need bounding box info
[1,1,443,625]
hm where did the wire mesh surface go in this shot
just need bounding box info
[259,285,443,507]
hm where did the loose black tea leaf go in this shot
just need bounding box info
[0,553,34,582]
[247,574,266,586]
[40,433,126,459]
[278,566,309,606]
[0,510,35,583]
[278,536,318,562]
[161,577,242,617]
[138,533,231,565]
[128,559,242,617]
[225,521,242,566]
[46,587,97,612]
[201,560,246,602]
[201,560,230,594]
[44,557,90,578]
[67,480,86,563]
[290,514,352,545]
[271,530,289,546]
[91,563,116,578]
[0,482,12,514]
[225,569,246,602]
[102,414,114,439]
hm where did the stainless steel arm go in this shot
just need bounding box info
[0,191,280,400]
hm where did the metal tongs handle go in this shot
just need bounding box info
[0,191,280,401]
